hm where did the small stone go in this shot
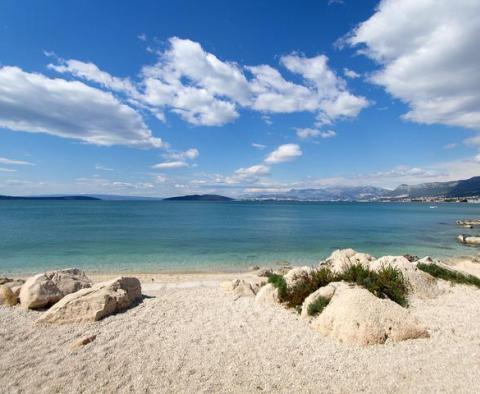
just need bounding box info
[70,335,97,350]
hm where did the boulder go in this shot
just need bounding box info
[20,268,92,309]
[310,285,429,346]
[371,256,440,298]
[0,286,18,307]
[458,234,480,245]
[284,266,316,288]
[0,277,13,285]
[37,277,142,324]
[321,249,375,273]
[255,283,280,305]
[300,282,350,319]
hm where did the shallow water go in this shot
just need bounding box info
[0,200,479,275]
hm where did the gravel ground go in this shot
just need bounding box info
[1,273,480,394]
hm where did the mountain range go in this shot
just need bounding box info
[245,176,480,201]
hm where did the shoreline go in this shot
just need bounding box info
[6,252,479,285]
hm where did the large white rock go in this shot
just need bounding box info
[284,266,316,288]
[300,281,350,319]
[20,269,92,309]
[371,256,440,298]
[255,283,280,305]
[311,285,429,346]
[321,249,375,273]
[37,277,142,324]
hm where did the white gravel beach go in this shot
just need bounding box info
[1,267,480,394]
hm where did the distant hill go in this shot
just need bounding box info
[0,195,100,201]
[163,194,234,201]
[447,176,480,197]
[387,176,480,199]
[245,186,389,201]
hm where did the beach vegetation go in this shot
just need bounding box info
[267,274,288,300]
[307,296,330,316]
[269,263,409,311]
[418,263,480,288]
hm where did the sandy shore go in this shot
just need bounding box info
[1,264,480,393]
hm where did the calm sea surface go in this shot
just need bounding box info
[1,200,479,275]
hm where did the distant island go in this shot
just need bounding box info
[163,194,234,201]
[0,195,100,201]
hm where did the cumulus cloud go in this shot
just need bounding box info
[48,59,138,96]
[347,0,480,130]
[49,37,366,129]
[151,161,189,169]
[265,144,303,164]
[0,66,164,148]
[296,128,336,140]
[0,157,35,166]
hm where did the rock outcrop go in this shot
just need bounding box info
[321,249,375,273]
[457,234,480,245]
[284,266,316,288]
[255,283,280,305]
[371,256,440,298]
[311,285,429,346]
[300,282,349,319]
[37,277,142,324]
[20,269,92,309]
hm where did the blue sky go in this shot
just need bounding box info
[0,0,479,197]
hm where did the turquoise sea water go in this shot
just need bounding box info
[0,200,479,275]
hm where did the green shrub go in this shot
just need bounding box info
[336,263,409,306]
[307,296,330,316]
[372,265,409,307]
[418,263,480,288]
[268,274,288,300]
[269,263,409,312]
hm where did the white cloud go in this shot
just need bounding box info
[95,164,114,171]
[152,161,188,169]
[296,128,336,140]
[347,0,480,130]
[252,143,266,150]
[343,68,360,79]
[0,66,164,148]
[235,164,270,178]
[265,144,303,164]
[0,167,16,172]
[0,157,35,166]
[47,37,368,129]
[163,148,199,161]
[48,59,138,96]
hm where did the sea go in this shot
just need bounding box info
[1,200,479,275]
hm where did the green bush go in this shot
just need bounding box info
[268,274,288,300]
[307,296,330,316]
[418,263,480,288]
[268,263,409,311]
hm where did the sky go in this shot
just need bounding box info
[0,0,479,197]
